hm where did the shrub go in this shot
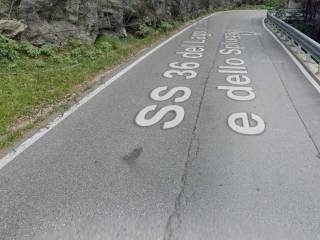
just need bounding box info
[136,25,152,38]
[70,48,82,58]
[265,0,286,9]
[20,41,41,58]
[40,44,55,56]
[94,49,103,55]
[0,35,20,61]
[159,22,174,33]
[50,53,78,65]
[68,38,84,48]
[50,54,64,64]
[96,34,120,50]
[84,49,97,60]
[96,41,113,51]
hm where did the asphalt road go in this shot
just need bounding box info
[1,10,320,240]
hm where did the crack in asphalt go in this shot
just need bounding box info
[163,136,200,240]
[163,27,221,240]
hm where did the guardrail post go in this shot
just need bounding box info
[279,30,283,39]
[297,44,302,55]
[282,33,287,41]
[289,38,295,46]
[306,53,312,63]
[273,25,277,32]
[281,32,288,41]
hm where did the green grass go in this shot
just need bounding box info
[0,5,267,150]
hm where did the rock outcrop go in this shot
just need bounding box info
[0,0,238,45]
[0,19,27,37]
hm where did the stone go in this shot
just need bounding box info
[0,20,27,37]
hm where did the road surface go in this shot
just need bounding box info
[1,10,320,240]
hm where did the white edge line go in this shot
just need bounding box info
[0,12,219,170]
[262,17,320,94]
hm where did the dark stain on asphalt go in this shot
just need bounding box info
[256,188,260,192]
[122,147,143,161]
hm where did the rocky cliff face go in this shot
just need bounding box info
[0,0,237,45]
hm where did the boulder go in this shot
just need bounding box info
[0,20,27,37]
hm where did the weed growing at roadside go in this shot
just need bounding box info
[0,35,20,61]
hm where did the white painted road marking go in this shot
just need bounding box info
[217,32,266,135]
[228,112,266,135]
[135,27,210,129]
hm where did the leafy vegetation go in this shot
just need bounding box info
[264,0,287,9]
[0,35,55,61]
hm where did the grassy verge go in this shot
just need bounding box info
[0,6,266,151]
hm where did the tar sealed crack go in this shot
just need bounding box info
[163,137,200,240]
[163,32,219,240]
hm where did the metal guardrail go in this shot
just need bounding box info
[266,11,320,73]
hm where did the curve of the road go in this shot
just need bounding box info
[1,10,320,240]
